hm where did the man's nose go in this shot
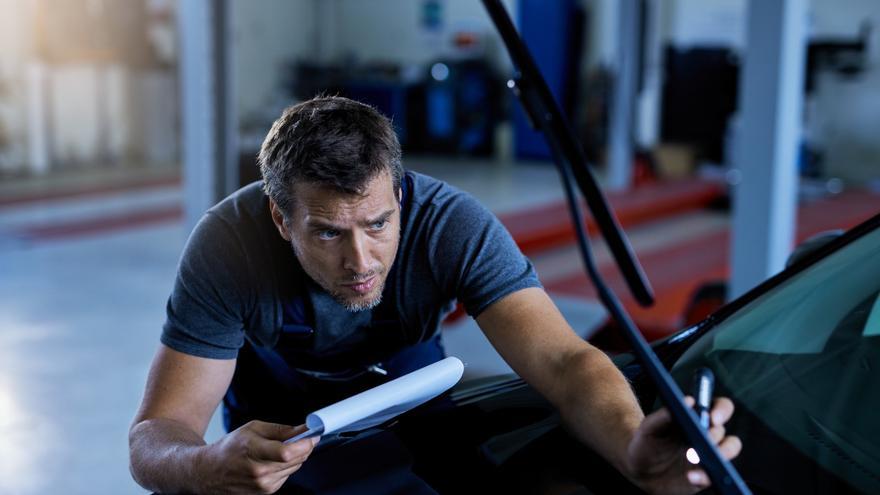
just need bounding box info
[342,232,371,274]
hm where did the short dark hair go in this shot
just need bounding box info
[258,96,403,217]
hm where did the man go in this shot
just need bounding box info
[130,96,741,494]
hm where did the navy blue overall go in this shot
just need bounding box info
[221,175,445,432]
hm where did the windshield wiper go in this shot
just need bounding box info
[481,1,751,493]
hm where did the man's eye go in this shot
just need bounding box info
[370,220,387,230]
[317,230,339,240]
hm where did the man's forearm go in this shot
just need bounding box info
[129,418,211,494]
[555,346,644,476]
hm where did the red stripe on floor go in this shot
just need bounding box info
[0,175,181,208]
[500,178,724,255]
[20,205,183,241]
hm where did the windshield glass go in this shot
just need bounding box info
[670,225,880,494]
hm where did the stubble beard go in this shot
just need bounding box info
[291,241,387,313]
[336,280,384,312]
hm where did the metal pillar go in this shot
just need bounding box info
[636,0,662,149]
[730,0,807,299]
[178,0,238,232]
[606,0,640,191]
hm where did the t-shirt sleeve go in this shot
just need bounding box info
[161,213,250,359]
[427,191,542,318]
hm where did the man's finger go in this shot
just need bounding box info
[718,435,743,460]
[710,397,735,427]
[249,436,290,463]
[708,424,726,444]
[640,396,700,437]
[687,468,710,488]
[247,442,315,475]
[684,437,742,490]
[248,420,303,441]
[279,436,318,464]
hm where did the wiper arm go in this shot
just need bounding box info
[486,3,653,307]
[481,1,751,494]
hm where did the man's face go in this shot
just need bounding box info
[270,172,400,312]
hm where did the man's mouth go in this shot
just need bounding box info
[342,276,377,295]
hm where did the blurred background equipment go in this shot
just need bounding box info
[1,1,879,493]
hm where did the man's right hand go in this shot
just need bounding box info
[130,347,319,494]
[198,421,319,494]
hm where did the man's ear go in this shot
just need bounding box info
[268,199,292,242]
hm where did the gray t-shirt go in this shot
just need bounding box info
[161,171,541,361]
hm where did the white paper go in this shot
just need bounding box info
[285,357,464,444]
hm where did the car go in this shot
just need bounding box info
[264,209,879,495]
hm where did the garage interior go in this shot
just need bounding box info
[0,0,878,492]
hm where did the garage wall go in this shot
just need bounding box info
[0,0,34,172]
[216,0,880,184]
[807,0,880,183]
[231,0,316,126]
[331,0,518,70]
[0,0,177,172]
[665,0,746,48]
[646,0,878,183]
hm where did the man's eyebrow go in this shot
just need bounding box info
[305,218,341,230]
[364,210,396,225]
[305,210,395,230]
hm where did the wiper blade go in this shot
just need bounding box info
[484,0,653,307]
[481,1,751,494]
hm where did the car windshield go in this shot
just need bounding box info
[670,225,880,494]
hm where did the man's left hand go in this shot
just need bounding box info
[625,396,743,495]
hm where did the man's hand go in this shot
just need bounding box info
[625,397,743,495]
[198,421,319,494]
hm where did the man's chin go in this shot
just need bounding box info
[333,277,385,312]
[339,293,383,312]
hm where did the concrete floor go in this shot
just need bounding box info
[0,158,707,494]
[0,223,195,494]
